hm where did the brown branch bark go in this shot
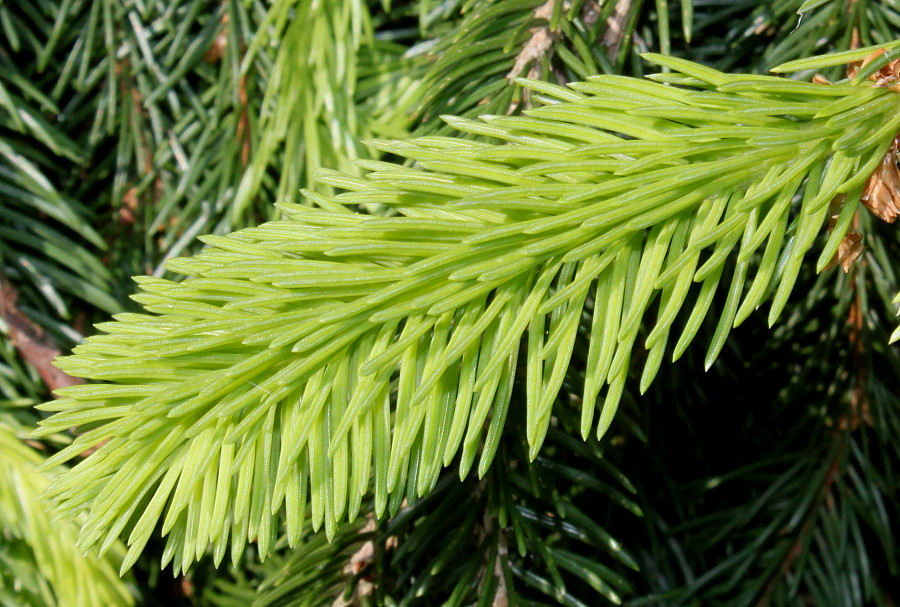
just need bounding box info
[601,0,635,63]
[0,276,82,393]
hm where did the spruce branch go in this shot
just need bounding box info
[622,234,900,605]
[34,49,900,574]
[411,0,668,133]
[0,424,134,606]
[198,515,373,607]
[684,0,900,77]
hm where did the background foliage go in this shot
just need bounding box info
[0,0,898,605]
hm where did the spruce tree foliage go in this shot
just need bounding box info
[0,0,898,605]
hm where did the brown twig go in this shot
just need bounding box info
[504,0,564,113]
[0,276,82,393]
[506,0,560,82]
[237,74,251,167]
[601,0,634,63]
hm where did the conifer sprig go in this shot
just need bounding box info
[35,51,900,573]
[0,424,133,605]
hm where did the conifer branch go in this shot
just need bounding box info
[34,49,900,574]
[0,424,134,606]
